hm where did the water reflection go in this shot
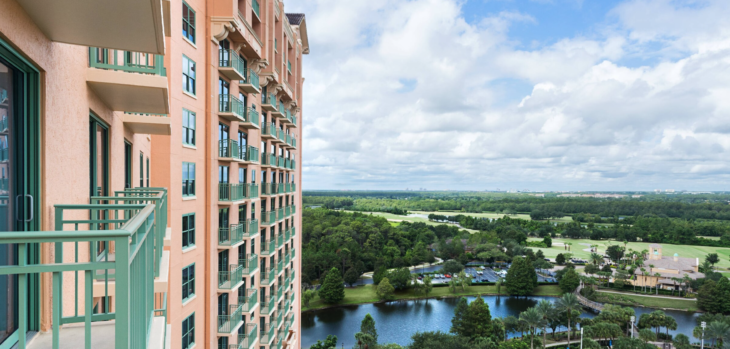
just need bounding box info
[302,296,700,348]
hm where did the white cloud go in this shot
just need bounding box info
[286,0,730,190]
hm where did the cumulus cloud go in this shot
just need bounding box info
[287,0,730,190]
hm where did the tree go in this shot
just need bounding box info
[344,267,361,287]
[706,253,720,270]
[358,314,378,348]
[606,245,625,264]
[519,307,545,349]
[543,236,552,248]
[505,256,538,296]
[310,335,338,349]
[559,268,580,293]
[589,252,603,265]
[319,267,345,304]
[302,289,317,308]
[443,260,464,274]
[555,253,566,265]
[638,328,656,343]
[376,277,395,300]
[373,266,387,285]
[555,293,582,346]
[451,296,493,340]
[536,300,555,348]
[673,333,692,349]
[456,270,472,291]
[386,268,412,290]
[423,276,433,303]
[697,279,719,313]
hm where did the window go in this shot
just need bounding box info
[183,55,196,95]
[183,109,196,145]
[146,157,150,187]
[183,162,196,196]
[219,165,229,184]
[182,214,196,248]
[182,2,196,44]
[182,313,195,349]
[139,152,144,188]
[182,264,195,301]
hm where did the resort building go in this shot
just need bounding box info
[0,0,306,348]
[631,244,704,291]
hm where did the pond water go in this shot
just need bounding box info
[301,296,700,348]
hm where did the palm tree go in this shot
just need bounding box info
[520,307,545,349]
[639,328,656,343]
[590,252,602,266]
[706,321,730,347]
[536,300,555,349]
[556,293,582,346]
[654,273,661,295]
[639,268,647,293]
[663,316,677,346]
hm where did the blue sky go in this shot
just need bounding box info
[287,0,730,191]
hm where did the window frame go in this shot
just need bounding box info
[182,263,196,301]
[182,161,196,197]
[182,213,196,249]
[182,313,195,349]
[182,109,196,146]
[182,2,196,44]
[182,55,196,95]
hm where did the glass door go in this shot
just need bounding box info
[90,117,109,263]
[0,49,39,349]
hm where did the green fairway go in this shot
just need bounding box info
[595,291,698,311]
[344,211,479,233]
[302,284,563,311]
[410,210,574,223]
[528,237,730,269]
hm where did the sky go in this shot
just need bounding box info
[285,0,730,191]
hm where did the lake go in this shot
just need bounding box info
[301,296,701,348]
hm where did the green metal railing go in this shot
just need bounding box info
[245,68,260,88]
[284,294,292,311]
[263,93,277,109]
[219,223,244,246]
[260,183,275,196]
[276,260,284,275]
[247,184,259,199]
[278,207,285,221]
[239,288,258,312]
[291,138,297,148]
[241,145,259,162]
[0,188,167,348]
[252,0,261,18]
[291,160,297,170]
[218,264,243,290]
[261,266,276,286]
[292,227,296,238]
[89,47,166,76]
[261,152,276,166]
[287,60,292,73]
[218,183,257,201]
[260,296,276,315]
[260,324,275,345]
[243,219,259,238]
[218,303,243,333]
[261,239,276,256]
[240,324,258,349]
[219,94,245,119]
[261,122,277,138]
[219,139,239,159]
[284,251,291,265]
[284,206,291,218]
[262,210,277,225]
[244,106,260,125]
[284,229,290,241]
[275,310,283,329]
[292,248,296,259]
[219,48,245,77]
[240,254,258,275]
[277,156,285,168]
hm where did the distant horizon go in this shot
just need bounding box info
[302,189,728,194]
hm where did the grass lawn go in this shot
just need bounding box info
[595,291,698,311]
[410,210,574,223]
[344,211,479,233]
[302,284,563,311]
[527,237,730,269]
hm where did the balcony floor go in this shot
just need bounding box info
[26,316,167,349]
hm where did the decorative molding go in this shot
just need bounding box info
[211,18,236,44]
[259,74,274,88]
[251,59,269,74]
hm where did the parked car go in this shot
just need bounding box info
[445,274,452,278]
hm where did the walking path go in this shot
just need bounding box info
[598,290,693,301]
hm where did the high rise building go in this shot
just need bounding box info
[0,0,307,347]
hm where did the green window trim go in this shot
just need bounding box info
[182,161,196,197]
[182,213,196,249]
[182,55,196,95]
[182,109,196,145]
[182,264,196,301]
[182,2,196,44]
[182,313,195,349]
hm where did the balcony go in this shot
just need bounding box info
[123,112,171,135]
[239,288,258,313]
[277,207,285,222]
[261,239,277,256]
[218,94,245,121]
[218,264,244,290]
[239,69,260,94]
[16,0,166,54]
[290,160,297,171]
[261,152,276,168]
[276,260,284,275]
[262,93,277,112]
[260,324,275,346]
[243,220,259,239]
[219,223,244,247]
[261,210,277,226]
[4,188,169,349]
[261,122,277,140]
[238,324,258,349]
[260,296,276,316]
[218,303,244,334]
[241,106,260,128]
[252,0,261,18]
[284,206,291,218]
[277,156,286,169]
[218,183,258,203]
[271,101,284,118]
[219,48,246,81]
[292,227,296,238]
[261,267,276,287]
[87,48,169,114]
[240,254,259,276]
[219,140,260,163]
